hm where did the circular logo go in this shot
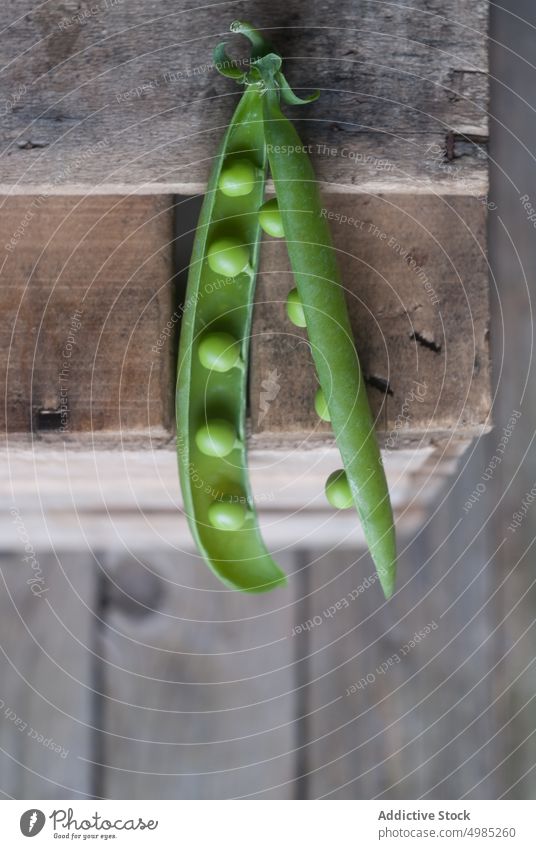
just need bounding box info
[20,810,46,837]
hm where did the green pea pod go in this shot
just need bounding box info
[256,55,397,598]
[176,30,286,592]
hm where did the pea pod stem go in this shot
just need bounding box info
[258,65,397,598]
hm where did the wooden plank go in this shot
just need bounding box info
[0,550,95,797]
[0,1,488,194]
[298,0,536,799]
[484,0,536,799]
[94,550,298,799]
[251,194,491,445]
[0,442,465,552]
[0,194,174,444]
[304,433,501,799]
[1,193,490,448]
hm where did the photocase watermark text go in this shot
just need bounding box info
[10,508,48,597]
[464,410,521,513]
[57,0,123,31]
[267,142,393,172]
[58,309,84,433]
[345,621,438,695]
[508,484,536,533]
[291,572,378,636]
[152,276,232,356]
[0,699,68,758]
[319,210,440,307]
[384,380,427,452]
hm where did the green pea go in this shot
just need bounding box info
[314,387,331,422]
[325,469,354,510]
[208,498,248,531]
[219,159,257,197]
[286,288,306,327]
[198,331,241,373]
[259,198,285,238]
[195,419,237,457]
[177,21,395,597]
[207,237,250,278]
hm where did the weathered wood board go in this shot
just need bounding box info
[0,194,174,444]
[0,551,95,797]
[0,0,507,806]
[95,550,298,799]
[304,437,501,799]
[0,440,468,553]
[0,194,490,449]
[2,0,534,809]
[483,0,536,798]
[0,1,488,195]
[252,194,491,447]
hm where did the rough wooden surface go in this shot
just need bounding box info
[0,0,488,195]
[0,551,94,797]
[484,0,536,797]
[3,0,536,806]
[304,447,500,799]
[0,427,521,800]
[0,430,529,802]
[251,194,491,445]
[1,193,491,448]
[0,441,465,553]
[0,194,174,443]
[95,551,298,799]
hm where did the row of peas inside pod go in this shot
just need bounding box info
[192,158,255,534]
[195,157,356,530]
[260,197,362,515]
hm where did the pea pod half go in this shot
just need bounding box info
[255,52,397,598]
[176,25,286,592]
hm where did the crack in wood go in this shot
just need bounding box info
[410,331,441,353]
[365,375,393,396]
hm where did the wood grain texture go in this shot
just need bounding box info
[95,550,298,799]
[0,443,453,552]
[251,194,491,445]
[281,0,536,797]
[0,551,95,798]
[0,0,488,194]
[0,194,174,444]
[4,0,536,805]
[484,0,536,798]
[303,434,501,799]
[1,193,491,448]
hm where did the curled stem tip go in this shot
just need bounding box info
[213,42,246,80]
[214,24,321,108]
[230,20,271,58]
[278,71,320,105]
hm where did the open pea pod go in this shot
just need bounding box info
[255,54,397,598]
[176,26,286,592]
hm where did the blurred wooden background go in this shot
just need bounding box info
[1,0,535,800]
